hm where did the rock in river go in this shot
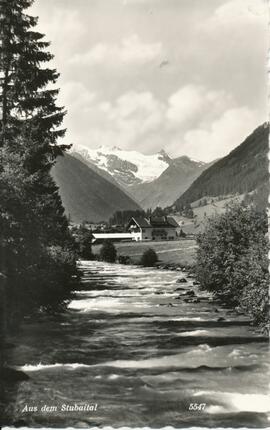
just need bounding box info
[0,366,30,382]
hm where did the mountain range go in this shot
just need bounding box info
[72,145,172,187]
[52,123,268,223]
[71,145,208,209]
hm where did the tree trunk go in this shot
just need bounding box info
[0,272,8,367]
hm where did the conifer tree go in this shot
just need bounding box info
[0,0,68,164]
[0,0,78,324]
[0,0,72,243]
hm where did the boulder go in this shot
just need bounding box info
[176,278,187,283]
[0,367,30,382]
[74,422,90,428]
[13,420,27,427]
[184,290,195,297]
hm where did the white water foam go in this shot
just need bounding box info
[176,330,209,336]
[108,374,120,380]
[97,345,214,369]
[68,297,153,312]
[195,391,270,414]
[19,363,90,372]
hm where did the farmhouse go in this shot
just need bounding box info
[126,216,179,241]
[92,216,180,242]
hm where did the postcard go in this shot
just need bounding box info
[0,0,269,428]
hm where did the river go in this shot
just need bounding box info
[1,261,269,427]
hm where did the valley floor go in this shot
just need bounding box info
[92,239,197,266]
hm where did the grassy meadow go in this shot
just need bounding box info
[92,239,197,266]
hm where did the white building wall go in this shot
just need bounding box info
[166,228,177,239]
[92,233,136,242]
[141,229,152,241]
[131,231,142,241]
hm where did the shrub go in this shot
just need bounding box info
[35,245,78,311]
[179,229,186,238]
[72,225,93,260]
[118,255,131,265]
[195,203,269,331]
[100,241,117,263]
[140,248,158,267]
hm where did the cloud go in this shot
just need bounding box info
[58,87,164,152]
[32,0,267,157]
[208,0,266,27]
[201,0,267,43]
[59,82,96,112]
[32,5,86,53]
[105,91,164,130]
[166,85,233,128]
[83,91,165,152]
[123,0,150,3]
[70,34,162,66]
[166,85,205,125]
[59,81,264,163]
[179,106,263,162]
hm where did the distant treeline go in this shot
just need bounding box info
[109,206,173,226]
[0,0,78,342]
[174,123,269,210]
[109,210,147,226]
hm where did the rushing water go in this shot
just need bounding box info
[2,261,269,428]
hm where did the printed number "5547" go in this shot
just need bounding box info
[189,403,206,411]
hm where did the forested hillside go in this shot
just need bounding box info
[173,123,268,209]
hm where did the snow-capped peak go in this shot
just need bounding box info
[71,144,170,186]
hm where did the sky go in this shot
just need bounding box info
[32,0,268,162]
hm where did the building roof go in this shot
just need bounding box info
[149,216,179,228]
[131,217,152,228]
[128,216,179,229]
[166,216,179,227]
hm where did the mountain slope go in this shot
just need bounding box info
[51,154,142,223]
[173,123,269,209]
[71,151,140,203]
[72,151,122,188]
[130,156,209,209]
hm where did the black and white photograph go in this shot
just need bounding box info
[0,0,269,428]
